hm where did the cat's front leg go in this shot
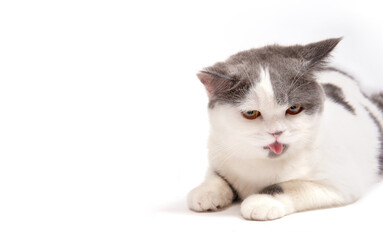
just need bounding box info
[241,180,350,221]
[188,171,235,212]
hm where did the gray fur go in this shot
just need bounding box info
[259,184,284,196]
[198,38,342,113]
[322,83,356,115]
[364,107,383,174]
[367,93,383,174]
[370,93,383,112]
[323,67,355,80]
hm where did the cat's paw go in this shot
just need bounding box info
[187,184,233,212]
[240,194,286,221]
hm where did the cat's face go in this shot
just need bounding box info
[199,38,341,159]
[206,66,323,159]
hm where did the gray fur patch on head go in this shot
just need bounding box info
[198,69,252,108]
[322,83,356,115]
[198,38,341,112]
[269,69,324,115]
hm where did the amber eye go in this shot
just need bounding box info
[242,110,261,120]
[286,104,303,115]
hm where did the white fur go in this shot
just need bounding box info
[187,173,234,211]
[241,194,287,220]
[188,68,382,220]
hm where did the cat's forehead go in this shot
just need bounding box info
[202,39,342,112]
[239,67,286,112]
[237,66,323,115]
[204,46,325,113]
[225,50,307,102]
[226,47,304,80]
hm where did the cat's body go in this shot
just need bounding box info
[188,38,383,220]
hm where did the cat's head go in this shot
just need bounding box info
[198,38,341,159]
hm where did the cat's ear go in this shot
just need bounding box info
[197,71,236,98]
[299,37,342,69]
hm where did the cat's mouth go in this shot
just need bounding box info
[263,141,286,155]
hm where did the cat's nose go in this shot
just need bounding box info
[269,131,283,137]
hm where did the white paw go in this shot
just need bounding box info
[187,184,233,212]
[240,194,286,221]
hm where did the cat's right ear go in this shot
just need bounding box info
[299,37,342,69]
[197,72,234,98]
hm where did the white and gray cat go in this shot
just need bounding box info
[188,38,383,220]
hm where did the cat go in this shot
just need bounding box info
[187,38,383,220]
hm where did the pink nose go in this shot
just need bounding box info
[269,131,283,137]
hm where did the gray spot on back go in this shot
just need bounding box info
[322,83,356,115]
[323,67,355,80]
[364,107,383,174]
[259,184,284,196]
[370,93,383,112]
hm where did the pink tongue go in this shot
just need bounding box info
[268,142,284,154]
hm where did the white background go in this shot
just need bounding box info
[1,0,383,239]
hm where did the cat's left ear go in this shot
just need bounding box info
[299,37,342,69]
[197,71,236,98]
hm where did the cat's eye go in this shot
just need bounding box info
[286,104,303,115]
[242,110,261,120]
